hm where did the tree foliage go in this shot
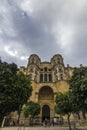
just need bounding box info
[0,59,32,125]
[15,71,32,123]
[69,67,87,119]
[55,92,73,130]
[0,61,18,115]
[23,101,41,118]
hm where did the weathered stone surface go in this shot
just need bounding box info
[12,54,73,120]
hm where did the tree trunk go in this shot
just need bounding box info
[17,105,22,124]
[67,114,72,130]
[0,115,4,127]
[82,110,86,120]
[77,112,80,120]
[17,111,21,124]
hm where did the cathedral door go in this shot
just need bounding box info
[42,105,50,122]
[38,86,54,121]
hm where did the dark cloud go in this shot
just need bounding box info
[0,0,87,67]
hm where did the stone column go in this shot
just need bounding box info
[35,92,38,102]
[47,74,49,82]
[54,92,57,116]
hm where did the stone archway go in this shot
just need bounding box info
[38,86,54,120]
[38,86,54,100]
[42,105,50,122]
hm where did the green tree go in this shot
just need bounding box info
[69,67,87,119]
[55,92,74,130]
[0,60,18,126]
[15,71,32,124]
[23,101,41,118]
[0,59,32,126]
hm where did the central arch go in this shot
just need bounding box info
[38,86,54,121]
[42,105,50,122]
[38,86,54,100]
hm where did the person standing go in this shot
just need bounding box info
[44,118,47,126]
[52,118,54,126]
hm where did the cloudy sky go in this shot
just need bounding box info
[0,0,87,67]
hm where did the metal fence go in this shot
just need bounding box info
[2,116,87,128]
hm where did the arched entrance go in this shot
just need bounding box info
[42,105,50,122]
[39,86,54,100]
[38,86,54,121]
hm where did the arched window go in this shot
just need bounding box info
[44,74,47,82]
[40,74,43,82]
[60,74,63,80]
[60,77,63,80]
[44,67,47,72]
[59,68,62,72]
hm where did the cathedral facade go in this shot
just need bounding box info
[20,54,73,121]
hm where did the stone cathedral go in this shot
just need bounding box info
[20,54,73,121]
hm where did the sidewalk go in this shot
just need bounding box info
[0,126,87,130]
[0,126,68,130]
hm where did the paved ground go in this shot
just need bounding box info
[0,126,87,130]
